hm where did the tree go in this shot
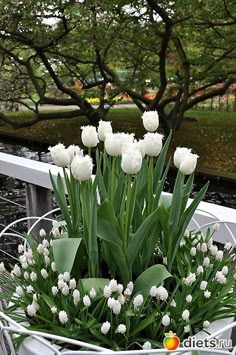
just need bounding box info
[0,0,236,134]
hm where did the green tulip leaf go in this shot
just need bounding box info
[52,238,82,273]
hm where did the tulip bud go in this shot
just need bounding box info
[67,145,83,163]
[143,133,163,157]
[179,152,199,175]
[71,155,93,181]
[105,133,122,156]
[98,120,112,141]
[81,126,99,148]
[173,147,191,169]
[121,148,142,175]
[141,111,159,132]
[49,143,70,167]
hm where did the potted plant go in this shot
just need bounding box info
[0,112,235,354]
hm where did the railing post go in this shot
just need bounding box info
[25,183,52,241]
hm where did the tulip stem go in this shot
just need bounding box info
[110,157,116,202]
[147,156,153,215]
[88,148,91,156]
[124,174,131,250]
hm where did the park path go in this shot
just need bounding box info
[20,103,136,111]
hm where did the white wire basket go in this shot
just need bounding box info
[0,208,235,355]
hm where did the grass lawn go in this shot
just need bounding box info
[0,108,236,175]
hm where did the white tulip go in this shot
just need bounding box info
[81,126,99,148]
[67,145,83,163]
[49,143,70,167]
[98,120,112,141]
[173,147,191,169]
[143,132,163,157]
[137,139,146,157]
[120,133,135,147]
[121,148,142,175]
[105,133,122,156]
[179,152,199,175]
[71,155,93,181]
[141,111,159,132]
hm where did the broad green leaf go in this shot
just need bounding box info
[97,200,122,248]
[88,194,98,277]
[134,264,172,297]
[126,207,159,267]
[168,170,184,235]
[52,238,82,273]
[79,278,109,293]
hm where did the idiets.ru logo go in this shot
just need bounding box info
[163,331,180,350]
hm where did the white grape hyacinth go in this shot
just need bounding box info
[116,324,126,334]
[162,314,171,326]
[182,309,190,321]
[83,295,91,307]
[133,294,144,310]
[101,321,111,335]
[59,310,68,324]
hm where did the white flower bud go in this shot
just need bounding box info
[89,288,96,299]
[71,155,93,181]
[182,309,190,321]
[200,281,208,290]
[215,271,226,284]
[209,245,218,256]
[203,320,210,328]
[73,289,80,304]
[203,257,210,267]
[222,266,228,275]
[40,269,48,279]
[51,262,57,272]
[69,278,76,290]
[215,250,223,261]
[184,325,190,333]
[121,148,142,175]
[179,152,199,175]
[83,295,91,307]
[116,324,126,334]
[204,290,211,298]
[186,295,192,303]
[51,306,57,314]
[118,294,125,305]
[162,314,170,326]
[143,342,152,350]
[197,266,204,275]
[30,272,37,282]
[18,244,24,254]
[224,242,232,251]
[13,264,21,277]
[173,147,191,169]
[59,310,68,324]
[52,286,58,296]
[62,285,70,296]
[156,286,168,301]
[81,125,99,148]
[98,120,112,141]
[24,271,29,280]
[212,223,220,232]
[117,284,124,294]
[16,286,24,297]
[190,247,196,256]
[133,294,144,310]
[170,299,176,308]
[143,132,163,157]
[39,229,46,238]
[101,321,110,334]
[26,285,34,294]
[201,243,207,253]
[42,239,49,248]
[0,262,5,272]
[109,279,118,292]
[37,244,44,254]
[141,111,159,132]
[150,286,158,297]
[49,143,70,167]
[27,303,37,317]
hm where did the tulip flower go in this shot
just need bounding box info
[105,133,123,156]
[179,152,199,175]
[121,147,142,175]
[67,145,83,163]
[49,143,70,167]
[81,126,99,148]
[143,132,163,156]
[98,120,112,141]
[173,147,191,169]
[71,154,93,181]
[141,111,159,132]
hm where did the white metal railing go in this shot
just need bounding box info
[0,152,236,244]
